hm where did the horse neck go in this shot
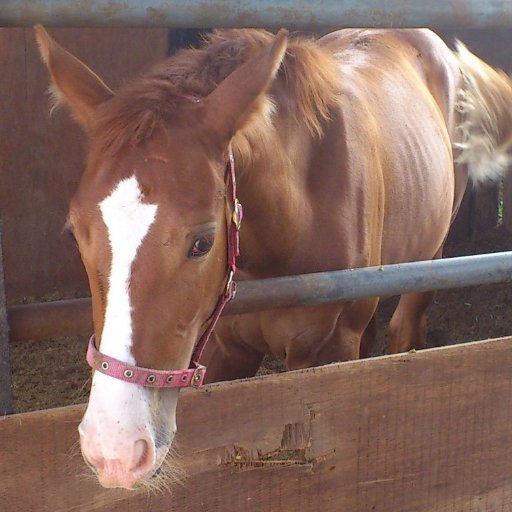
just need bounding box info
[233,117,312,278]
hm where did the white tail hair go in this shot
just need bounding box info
[454,41,512,184]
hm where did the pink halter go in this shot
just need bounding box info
[86,148,242,389]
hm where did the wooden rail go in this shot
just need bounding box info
[2,338,512,511]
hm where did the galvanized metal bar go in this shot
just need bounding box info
[7,251,512,342]
[0,231,13,414]
[1,0,511,29]
[228,251,512,314]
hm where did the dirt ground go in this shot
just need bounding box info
[9,225,512,414]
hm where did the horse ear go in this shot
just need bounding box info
[204,29,288,142]
[34,25,113,127]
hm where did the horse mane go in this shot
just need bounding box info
[90,29,340,156]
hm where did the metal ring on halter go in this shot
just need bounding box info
[225,269,235,296]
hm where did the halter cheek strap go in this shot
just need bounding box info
[86,148,241,389]
[190,149,241,364]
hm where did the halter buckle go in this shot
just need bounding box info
[225,269,236,299]
[192,365,206,387]
[232,198,243,231]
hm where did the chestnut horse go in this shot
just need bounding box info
[35,26,512,489]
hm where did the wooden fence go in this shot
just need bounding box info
[2,338,512,511]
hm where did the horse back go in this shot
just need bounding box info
[317,29,463,264]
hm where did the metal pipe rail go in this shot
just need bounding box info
[1,1,511,29]
[8,251,512,342]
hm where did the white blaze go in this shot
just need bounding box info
[99,175,157,361]
[80,175,170,472]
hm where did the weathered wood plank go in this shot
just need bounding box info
[1,339,512,511]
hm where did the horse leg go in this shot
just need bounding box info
[359,312,378,358]
[316,298,379,365]
[201,334,264,384]
[388,245,444,353]
[387,290,436,353]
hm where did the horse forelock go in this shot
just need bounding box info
[88,29,340,160]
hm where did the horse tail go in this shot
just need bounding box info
[454,41,512,184]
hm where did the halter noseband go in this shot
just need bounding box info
[86,148,242,389]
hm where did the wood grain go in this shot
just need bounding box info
[2,338,512,511]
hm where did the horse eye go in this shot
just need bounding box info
[189,234,214,258]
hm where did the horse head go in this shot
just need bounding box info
[35,25,287,489]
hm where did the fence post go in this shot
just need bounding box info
[0,228,13,415]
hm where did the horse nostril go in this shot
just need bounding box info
[131,438,153,473]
